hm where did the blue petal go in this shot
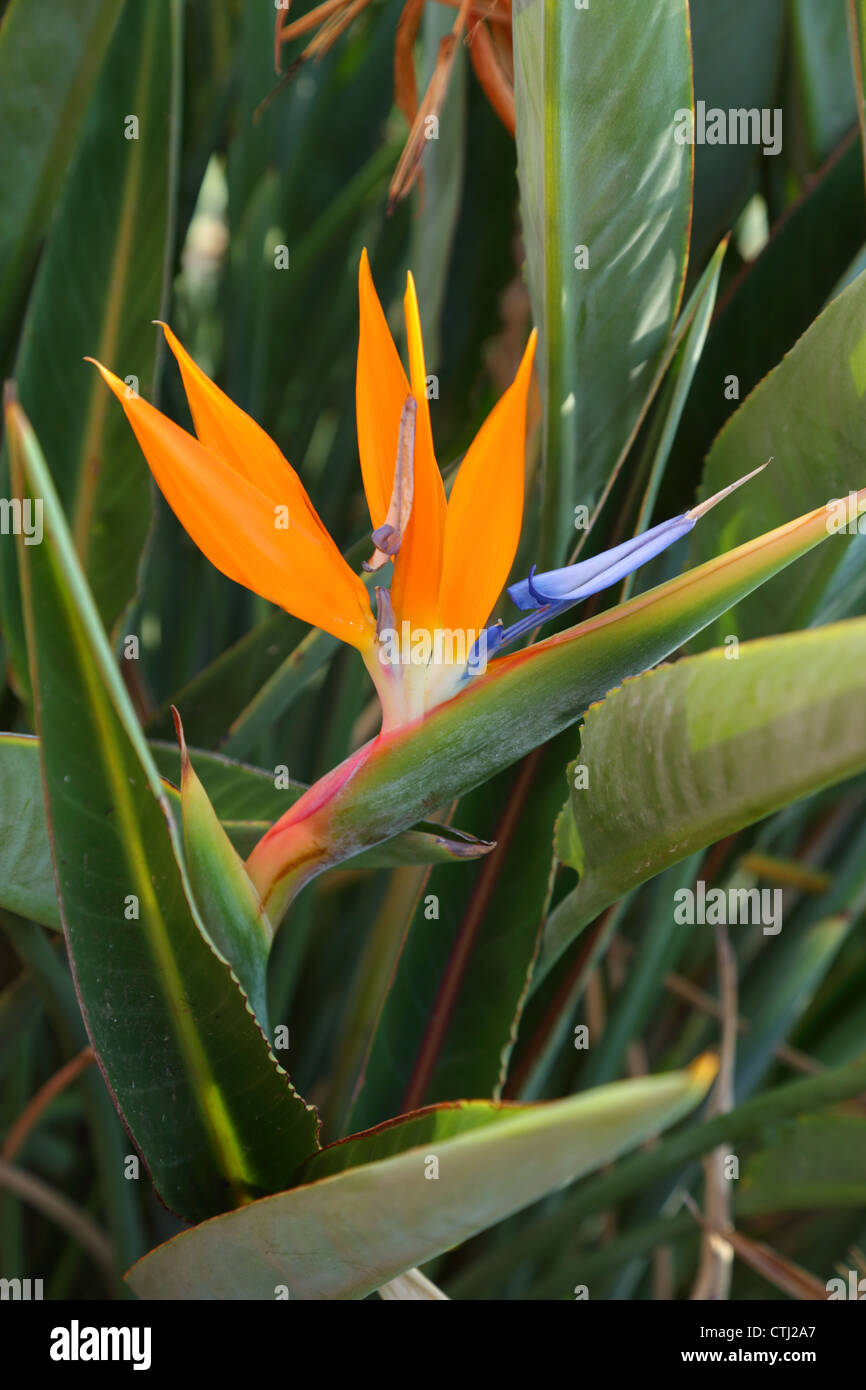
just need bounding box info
[507,513,696,612]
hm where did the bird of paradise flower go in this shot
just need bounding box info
[89,251,766,915]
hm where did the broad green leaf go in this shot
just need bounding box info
[249,490,866,918]
[790,0,857,164]
[688,0,785,262]
[738,1116,866,1212]
[0,0,178,697]
[0,0,123,364]
[543,618,866,981]
[125,1059,715,1300]
[670,131,865,517]
[513,0,692,561]
[686,266,866,647]
[8,399,319,1222]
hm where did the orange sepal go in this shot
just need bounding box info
[438,329,537,632]
[157,322,335,546]
[88,361,375,650]
[389,270,447,633]
[356,249,412,529]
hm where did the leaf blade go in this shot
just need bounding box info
[7,398,319,1222]
[126,1060,715,1300]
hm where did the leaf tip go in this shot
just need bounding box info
[688,1051,719,1091]
[171,705,190,773]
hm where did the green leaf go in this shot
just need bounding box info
[735,915,850,1095]
[513,0,692,561]
[144,610,310,749]
[738,1115,866,1212]
[0,0,179,695]
[669,130,865,518]
[125,1059,716,1300]
[173,712,273,1034]
[7,397,319,1222]
[543,618,866,981]
[623,237,728,599]
[146,536,361,758]
[0,735,61,930]
[249,489,866,917]
[688,0,785,260]
[686,266,866,647]
[0,0,123,364]
[790,0,857,164]
[575,858,704,1090]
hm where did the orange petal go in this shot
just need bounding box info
[158,322,333,546]
[438,329,537,632]
[88,361,375,650]
[356,249,412,529]
[390,270,447,632]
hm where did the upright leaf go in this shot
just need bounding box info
[0,0,180,696]
[0,0,123,363]
[791,0,857,164]
[173,711,273,1034]
[688,0,785,261]
[669,132,865,510]
[513,0,692,561]
[8,398,319,1222]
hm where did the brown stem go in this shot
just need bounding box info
[2,1046,95,1162]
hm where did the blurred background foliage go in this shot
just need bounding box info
[2,0,866,1299]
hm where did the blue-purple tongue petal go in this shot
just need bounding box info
[507,460,772,614]
[507,514,696,610]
